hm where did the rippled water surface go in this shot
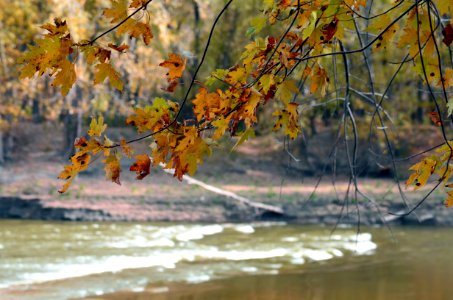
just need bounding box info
[0,220,452,300]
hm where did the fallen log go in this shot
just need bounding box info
[159,163,284,215]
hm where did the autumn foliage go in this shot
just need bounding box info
[16,0,453,209]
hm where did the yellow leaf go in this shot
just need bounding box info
[344,0,366,10]
[40,18,70,37]
[276,80,299,105]
[259,74,275,95]
[58,164,78,193]
[103,136,114,156]
[226,66,247,86]
[74,137,103,155]
[407,157,438,190]
[18,19,75,95]
[58,152,91,193]
[263,0,274,11]
[212,116,231,140]
[94,63,123,91]
[87,115,107,137]
[433,0,453,16]
[240,92,261,127]
[103,0,128,23]
[117,18,137,36]
[273,102,300,140]
[51,60,76,96]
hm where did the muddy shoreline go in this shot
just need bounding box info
[1,195,451,226]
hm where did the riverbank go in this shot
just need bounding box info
[0,190,449,226]
[1,130,450,226]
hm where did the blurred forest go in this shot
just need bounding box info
[0,0,447,179]
[1,0,259,161]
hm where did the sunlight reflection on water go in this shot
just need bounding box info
[0,221,378,299]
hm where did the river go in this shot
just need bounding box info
[0,220,452,300]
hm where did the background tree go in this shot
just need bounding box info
[14,0,453,213]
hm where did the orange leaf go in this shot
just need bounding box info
[159,53,186,81]
[108,43,129,53]
[130,154,151,180]
[130,0,148,8]
[103,153,121,185]
[162,78,179,93]
[445,191,453,208]
[429,111,442,126]
[120,138,134,158]
[128,22,153,45]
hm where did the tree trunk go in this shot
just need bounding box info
[5,131,13,161]
[32,98,41,123]
[63,111,78,158]
[0,130,4,165]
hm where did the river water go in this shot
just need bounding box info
[0,220,452,300]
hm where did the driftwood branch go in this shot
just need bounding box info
[158,163,284,215]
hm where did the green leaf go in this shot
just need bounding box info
[249,16,267,36]
[232,128,256,151]
[263,0,274,11]
[206,69,229,86]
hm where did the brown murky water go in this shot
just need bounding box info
[0,220,452,300]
